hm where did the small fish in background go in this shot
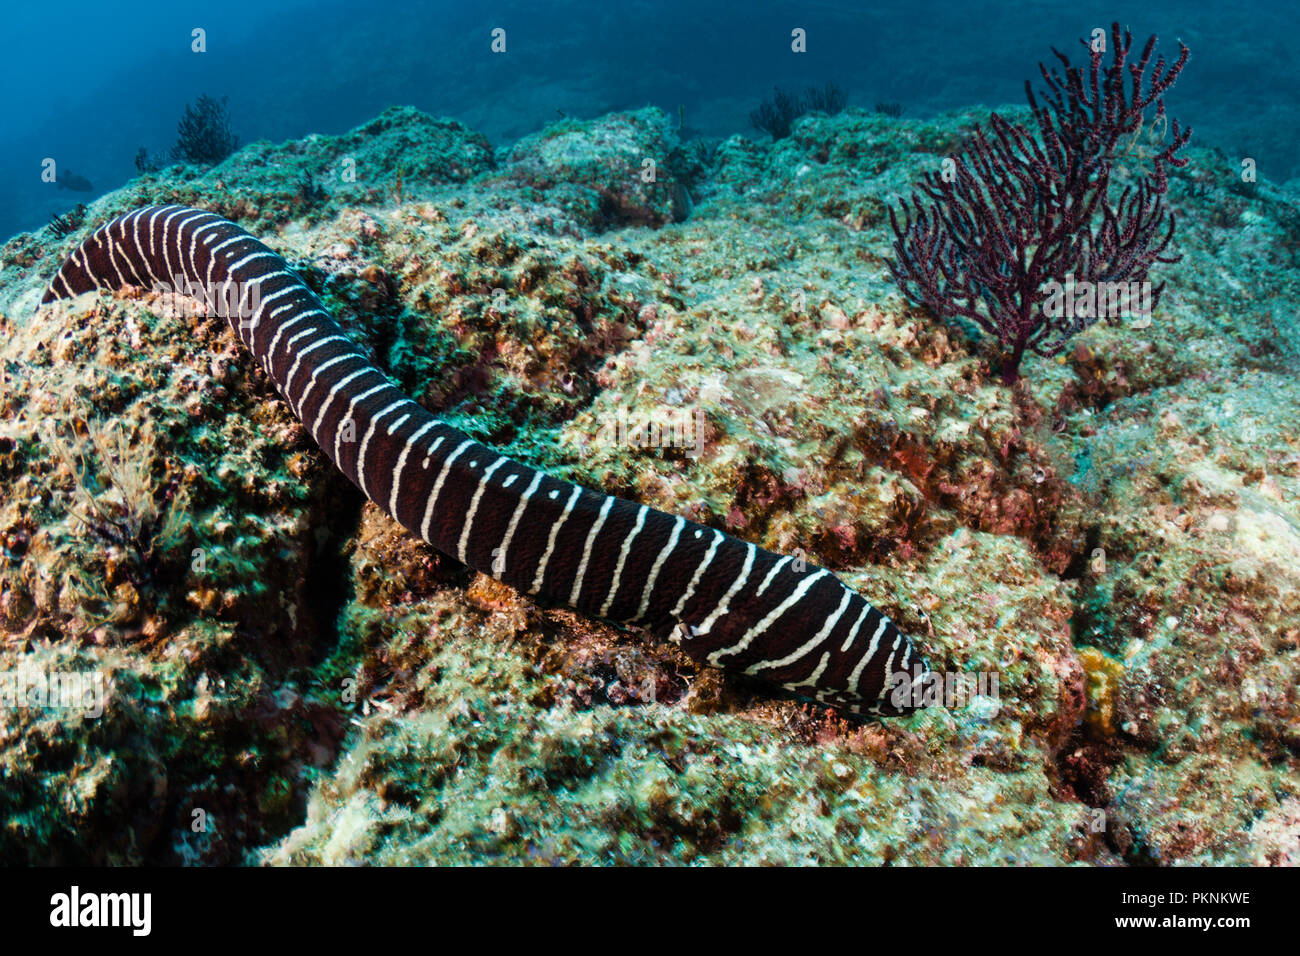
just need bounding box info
[56,170,95,192]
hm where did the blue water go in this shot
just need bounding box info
[3,0,1297,240]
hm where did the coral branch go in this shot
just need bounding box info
[889,23,1190,384]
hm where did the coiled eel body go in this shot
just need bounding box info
[42,204,928,716]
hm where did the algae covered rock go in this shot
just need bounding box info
[498,107,692,229]
[1,103,1297,867]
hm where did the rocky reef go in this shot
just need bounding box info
[0,103,1296,865]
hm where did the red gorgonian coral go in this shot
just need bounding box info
[889,23,1191,384]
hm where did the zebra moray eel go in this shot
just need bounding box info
[42,204,929,716]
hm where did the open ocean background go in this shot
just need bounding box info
[3,0,1296,241]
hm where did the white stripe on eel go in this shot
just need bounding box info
[388,419,443,517]
[419,439,475,543]
[633,514,685,623]
[745,586,852,675]
[493,470,544,578]
[457,456,509,564]
[599,504,648,618]
[568,495,615,606]
[530,485,582,595]
[707,568,830,667]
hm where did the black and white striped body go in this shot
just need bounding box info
[42,205,928,716]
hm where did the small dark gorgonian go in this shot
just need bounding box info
[888,23,1190,384]
[172,93,241,165]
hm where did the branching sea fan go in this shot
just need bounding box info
[889,23,1191,383]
